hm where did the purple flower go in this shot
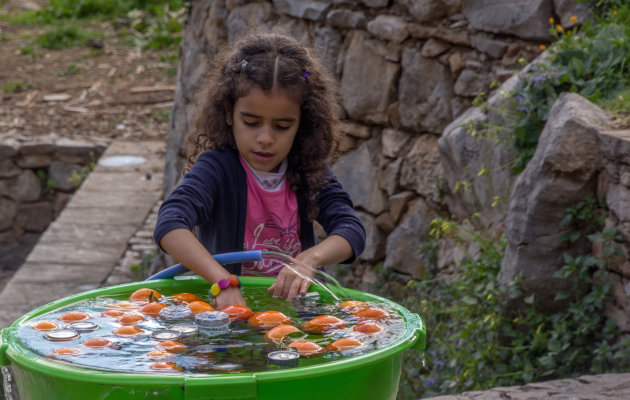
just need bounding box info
[514,94,525,104]
[516,106,529,113]
[304,69,310,79]
[533,76,547,83]
[425,378,436,387]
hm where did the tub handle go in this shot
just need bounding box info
[0,329,8,366]
[146,250,263,280]
[408,313,426,350]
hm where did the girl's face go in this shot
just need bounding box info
[230,86,301,172]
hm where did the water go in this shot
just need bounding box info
[16,287,406,374]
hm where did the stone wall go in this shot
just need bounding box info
[0,137,106,271]
[165,0,594,285]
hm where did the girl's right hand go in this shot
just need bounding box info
[216,287,246,309]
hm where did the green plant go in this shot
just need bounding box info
[2,80,28,93]
[68,152,96,189]
[130,251,157,281]
[35,25,94,49]
[54,64,84,76]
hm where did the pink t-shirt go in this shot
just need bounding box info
[240,158,301,276]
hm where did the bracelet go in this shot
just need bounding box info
[210,274,241,297]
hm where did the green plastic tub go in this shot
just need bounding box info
[0,276,425,400]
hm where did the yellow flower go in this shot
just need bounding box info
[613,10,617,16]
[549,17,555,24]
[567,31,572,36]
[539,44,547,50]
[556,25,563,32]
[571,15,577,23]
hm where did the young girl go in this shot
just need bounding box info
[153,32,366,309]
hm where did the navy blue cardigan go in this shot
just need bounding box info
[154,146,366,274]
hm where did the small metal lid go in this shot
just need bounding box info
[45,329,80,341]
[150,329,183,341]
[66,321,99,332]
[194,311,231,328]
[157,305,194,322]
[170,324,198,336]
[268,350,300,367]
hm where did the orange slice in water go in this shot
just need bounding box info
[264,324,301,344]
[339,300,368,313]
[118,314,146,325]
[188,301,214,314]
[150,361,183,371]
[113,326,144,336]
[145,350,175,360]
[221,305,254,321]
[156,340,187,354]
[353,322,382,334]
[302,315,347,333]
[287,340,325,357]
[102,309,125,318]
[247,311,291,329]
[82,338,111,348]
[129,288,163,302]
[169,293,203,303]
[32,321,59,331]
[353,308,389,321]
[58,311,89,323]
[139,302,168,318]
[107,301,140,310]
[325,337,363,352]
[52,347,80,355]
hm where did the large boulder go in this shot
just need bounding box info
[463,0,554,41]
[500,93,611,308]
[340,32,400,125]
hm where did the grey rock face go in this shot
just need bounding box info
[500,93,611,307]
[463,0,554,41]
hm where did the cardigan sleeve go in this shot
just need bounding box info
[153,151,222,250]
[315,168,366,264]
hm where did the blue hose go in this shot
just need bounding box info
[145,250,263,280]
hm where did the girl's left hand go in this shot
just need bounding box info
[268,255,315,300]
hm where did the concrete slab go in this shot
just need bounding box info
[58,206,153,226]
[11,262,114,285]
[26,242,125,265]
[40,221,138,247]
[69,189,160,208]
[79,171,163,193]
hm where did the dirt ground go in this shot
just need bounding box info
[0,0,177,145]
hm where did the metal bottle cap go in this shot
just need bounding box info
[170,323,198,336]
[267,350,300,367]
[194,311,231,328]
[157,305,194,322]
[45,329,80,341]
[66,321,100,332]
[150,329,183,341]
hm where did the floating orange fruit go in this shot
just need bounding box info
[52,347,80,355]
[107,301,140,310]
[32,321,59,331]
[247,311,291,329]
[58,311,89,323]
[221,304,254,321]
[339,300,368,313]
[139,302,168,318]
[264,324,301,344]
[129,288,163,302]
[325,337,363,352]
[188,301,214,314]
[353,308,389,321]
[113,326,144,336]
[82,338,111,348]
[102,309,125,318]
[353,322,382,334]
[145,350,175,360]
[169,293,203,303]
[302,315,347,333]
[288,340,325,357]
[118,314,146,325]
[156,340,187,354]
[150,361,183,371]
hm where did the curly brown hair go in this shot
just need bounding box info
[187,32,343,221]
